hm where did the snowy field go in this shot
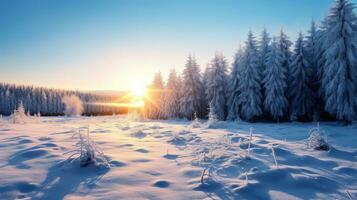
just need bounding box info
[0,116,356,200]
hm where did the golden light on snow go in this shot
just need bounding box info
[89,101,144,108]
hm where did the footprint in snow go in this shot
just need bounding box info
[152,180,171,188]
[132,158,151,163]
[135,148,149,153]
[163,154,178,160]
[110,160,126,167]
[38,136,52,141]
[130,130,146,139]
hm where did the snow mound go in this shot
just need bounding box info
[130,129,147,139]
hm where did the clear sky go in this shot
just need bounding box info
[0,0,355,91]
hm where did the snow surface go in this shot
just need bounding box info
[0,116,356,200]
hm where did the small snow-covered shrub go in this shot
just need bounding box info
[307,123,329,151]
[190,113,202,128]
[65,127,109,168]
[126,110,144,122]
[9,102,28,124]
[0,115,5,125]
[205,104,219,128]
[62,95,83,116]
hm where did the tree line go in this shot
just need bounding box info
[0,83,126,116]
[144,0,357,124]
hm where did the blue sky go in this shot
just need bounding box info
[0,0,354,91]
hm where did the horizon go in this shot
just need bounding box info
[1,0,356,91]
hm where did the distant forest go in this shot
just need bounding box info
[0,83,127,116]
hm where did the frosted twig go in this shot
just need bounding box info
[245,172,248,185]
[247,128,253,155]
[271,144,278,168]
[346,190,353,200]
[200,168,208,184]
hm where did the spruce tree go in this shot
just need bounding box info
[277,29,293,114]
[258,28,271,74]
[180,55,206,119]
[227,46,245,121]
[258,28,271,115]
[289,33,314,121]
[238,31,262,121]
[320,0,357,124]
[205,53,229,120]
[163,69,180,119]
[144,72,164,119]
[263,38,289,121]
[305,21,321,120]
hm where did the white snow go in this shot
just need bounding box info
[0,116,356,199]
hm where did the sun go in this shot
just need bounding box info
[130,83,147,98]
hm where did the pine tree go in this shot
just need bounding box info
[201,64,211,118]
[263,38,289,121]
[180,55,206,119]
[278,29,293,73]
[258,28,271,115]
[163,69,180,119]
[205,53,229,120]
[320,0,357,124]
[289,33,314,121]
[305,21,321,120]
[238,31,262,121]
[176,75,184,118]
[144,72,164,119]
[227,46,245,120]
[277,29,293,112]
[258,28,271,74]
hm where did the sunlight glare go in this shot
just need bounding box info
[131,83,147,98]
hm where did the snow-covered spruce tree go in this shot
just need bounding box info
[278,29,293,74]
[305,21,322,121]
[162,69,180,119]
[175,75,184,118]
[180,55,206,120]
[201,64,211,118]
[314,18,335,121]
[227,46,245,121]
[320,0,357,124]
[144,72,164,119]
[258,28,271,117]
[263,38,289,121]
[277,29,293,114]
[205,53,229,120]
[258,28,271,76]
[289,33,314,121]
[237,31,262,121]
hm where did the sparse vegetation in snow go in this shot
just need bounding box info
[307,123,330,151]
[9,102,28,124]
[65,127,109,168]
